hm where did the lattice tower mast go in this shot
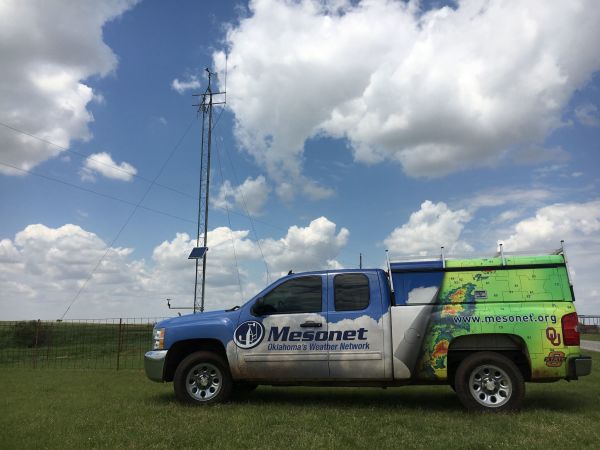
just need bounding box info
[193,69,225,313]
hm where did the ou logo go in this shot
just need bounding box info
[234,321,265,349]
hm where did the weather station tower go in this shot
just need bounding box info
[168,68,226,314]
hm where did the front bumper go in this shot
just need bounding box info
[144,350,168,382]
[567,356,592,380]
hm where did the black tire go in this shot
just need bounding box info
[173,351,232,405]
[454,351,525,412]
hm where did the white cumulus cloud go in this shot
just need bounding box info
[501,201,600,251]
[150,227,258,295]
[384,201,472,255]
[261,216,349,275]
[0,0,139,175]
[171,75,201,94]
[499,200,600,314]
[80,152,137,181]
[214,0,600,196]
[0,224,141,318]
[214,175,271,215]
[0,217,350,319]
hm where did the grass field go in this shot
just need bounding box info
[1,352,598,449]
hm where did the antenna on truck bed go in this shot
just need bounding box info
[558,240,573,288]
[386,250,394,293]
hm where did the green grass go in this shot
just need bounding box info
[1,352,598,449]
[581,333,600,342]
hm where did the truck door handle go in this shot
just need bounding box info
[300,321,323,328]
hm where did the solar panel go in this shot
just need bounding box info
[188,247,208,259]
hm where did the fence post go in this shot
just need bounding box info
[45,322,52,367]
[116,318,123,371]
[32,319,41,369]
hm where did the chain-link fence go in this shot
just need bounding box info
[0,318,170,370]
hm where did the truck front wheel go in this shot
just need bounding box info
[173,351,232,405]
[454,351,525,412]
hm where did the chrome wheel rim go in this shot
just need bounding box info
[469,364,512,408]
[186,363,222,401]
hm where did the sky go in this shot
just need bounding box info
[1,0,599,320]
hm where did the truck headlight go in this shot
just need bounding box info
[153,328,165,350]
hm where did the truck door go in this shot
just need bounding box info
[235,274,329,380]
[326,272,386,380]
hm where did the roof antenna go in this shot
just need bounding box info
[386,250,395,293]
[560,240,573,287]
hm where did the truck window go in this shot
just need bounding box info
[334,273,369,311]
[261,276,322,314]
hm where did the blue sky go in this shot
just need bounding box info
[1,0,599,319]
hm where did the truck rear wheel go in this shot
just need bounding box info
[454,351,525,412]
[173,351,232,405]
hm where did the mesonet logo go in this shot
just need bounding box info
[268,326,368,342]
[233,321,265,349]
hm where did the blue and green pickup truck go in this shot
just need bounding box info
[145,252,591,411]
